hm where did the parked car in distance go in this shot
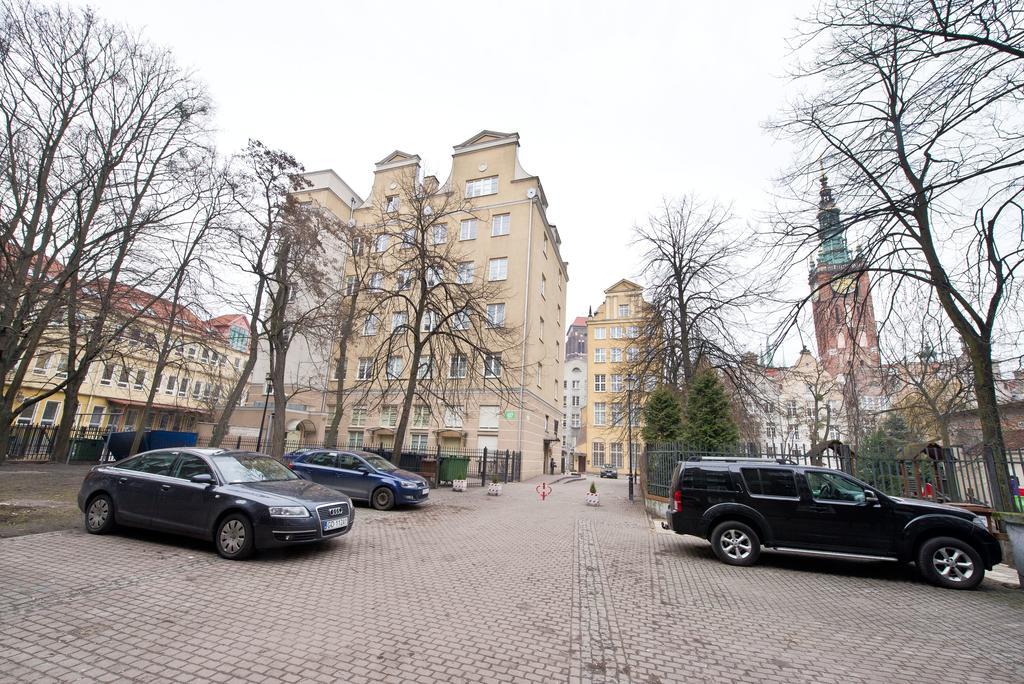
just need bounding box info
[281,448,317,463]
[600,467,619,479]
[664,459,1002,590]
[289,449,429,510]
[78,449,354,560]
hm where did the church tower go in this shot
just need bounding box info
[809,174,880,378]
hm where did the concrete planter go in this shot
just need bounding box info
[487,482,503,496]
[585,492,600,507]
[452,479,467,492]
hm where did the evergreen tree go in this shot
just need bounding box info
[680,369,739,451]
[641,386,684,443]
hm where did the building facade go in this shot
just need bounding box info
[562,316,588,461]
[14,298,250,433]
[578,280,646,474]
[323,131,569,478]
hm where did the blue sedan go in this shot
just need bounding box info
[289,449,429,510]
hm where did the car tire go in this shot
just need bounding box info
[371,487,395,511]
[917,536,984,590]
[710,521,761,567]
[84,494,117,534]
[215,513,255,560]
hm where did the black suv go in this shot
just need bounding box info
[664,459,1002,590]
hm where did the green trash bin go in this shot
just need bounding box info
[68,438,104,463]
[437,457,470,483]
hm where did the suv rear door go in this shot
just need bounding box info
[739,466,804,544]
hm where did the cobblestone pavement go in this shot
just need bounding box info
[0,476,1022,683]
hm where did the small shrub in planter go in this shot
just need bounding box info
[585,481,600,506]
[487,477,503,496]
[452,479,468,492]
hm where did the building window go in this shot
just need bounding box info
[32,352,52,374]
[460,219,478,240]
[443,405,463,428]
[352,237,365,256]
[416,356,433,379]
[452,310,470,330]
[431,224,448,245]
[39,400,61,426]
[400,228,415,248]
[350,406,367,427]
[178,378,188,397]
[426,267,443,288]
[396,270,413,291]
[374,234,389,252]
[484,353,502,378]
[118,366,130,388]
[611,402,623,426]
[385,195,399,212]
[381,405,398,427]
[488,257,508,281]
[592,441,606,466]
[449,353,468,378]
[456,261,475,284]
[540,274,546,297]
[486,303,506,327]
[594,348,606,363]
[88,406,105,427]
[594,328,606,340]
[465,176,498,198]
[386,356,404,379]
[413,405,431,428]
[610,374,623,392]
[392,312,407,332]
[571,395,581,407]
[594,402,607,425]
[618,304,630,318]
[369,272,384,291]
[610,326,623,339]
[479,405,500,430]
[347,431,364,448]
[100,363,115,386]
[491,213,510,236]
[594,374,606,392]
[357,357,373,380]
[611,348,622,363]
[362,315,380,336]
[610,443,624,468]
[410,433,428,451]
[626,347,638,362]
[422,310,440,332]
[344,275,358,295]
[165,375,177,395]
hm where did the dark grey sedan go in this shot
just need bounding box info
[77,449,354,559]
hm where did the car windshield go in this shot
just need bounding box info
[213,454,297,483]
[360,453,398,472]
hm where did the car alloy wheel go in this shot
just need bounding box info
[720,529,752,561]
[931,546,975,584]
[216,514,254,560]
[86,496,111,532]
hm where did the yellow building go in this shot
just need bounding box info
[579,279,647,474]
[324,131,569,478]
[12,296,249,433]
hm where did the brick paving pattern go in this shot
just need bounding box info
[0,476,1022,683]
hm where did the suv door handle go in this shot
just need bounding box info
[160,484,171,491]
[118,477,128,485]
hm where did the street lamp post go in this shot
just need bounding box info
[626,374,637,502]
[256,372,272,452]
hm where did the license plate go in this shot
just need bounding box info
[322,518,347,531]
[421,487,429,495]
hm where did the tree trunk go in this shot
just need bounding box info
[209,282,266,447]
[51,375,85,462]
[324,307,356,448]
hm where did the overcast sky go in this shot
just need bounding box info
[87,0,816,352]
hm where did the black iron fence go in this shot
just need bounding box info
[363,445,522,486]
[643,442,1024,513]
[5,425,112,462]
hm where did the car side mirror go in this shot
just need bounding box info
[356,466,370,475]
[190,473,214,485]
[863,490,880,506]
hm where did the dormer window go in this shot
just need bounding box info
[385,195,399,212]
[465,176,498,198]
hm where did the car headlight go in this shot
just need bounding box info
[972,516,988,530]
[268,506,310,518]
[400,480,420,489]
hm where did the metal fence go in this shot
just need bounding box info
[363,445,522,486]
[5,425,112,462]
[643,442,1024,512]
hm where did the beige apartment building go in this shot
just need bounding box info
[323,131,569,478]
[11,298,250,433]
[578,279,646,474]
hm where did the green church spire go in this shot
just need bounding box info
[817,173,850,265]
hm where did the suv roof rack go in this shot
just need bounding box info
[689,456,799,465]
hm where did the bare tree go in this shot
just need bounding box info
[353,170,521,462]
[770,0,1024,485]
[0,0,213,460]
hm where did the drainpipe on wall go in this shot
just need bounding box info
[517,195,535,458]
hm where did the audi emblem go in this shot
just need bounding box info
[328,507,344,517]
